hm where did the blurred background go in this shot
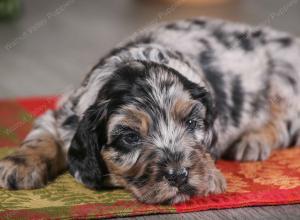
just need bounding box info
[0,0,299,98]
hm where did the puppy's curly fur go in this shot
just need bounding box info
[1,17,300,204]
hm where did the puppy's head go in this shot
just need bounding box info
[68,61,223,204]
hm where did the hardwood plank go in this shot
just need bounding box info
[113,204,300,220]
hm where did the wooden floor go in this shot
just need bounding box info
[115,204,300,220]
[0,0,300,219]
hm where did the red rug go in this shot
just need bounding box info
[0,96,300,219]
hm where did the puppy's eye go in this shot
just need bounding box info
[123,133,140,144]
[186,119,197,131]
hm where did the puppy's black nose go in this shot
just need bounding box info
[165,168,188,186]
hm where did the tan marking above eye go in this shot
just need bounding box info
[172,99,197,122]
[109,105,152,136]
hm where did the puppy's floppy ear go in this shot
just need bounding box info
[189,85,219,158]
[68,101,109,189]
[188,83,216,128]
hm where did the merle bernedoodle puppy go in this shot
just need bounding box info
[0,17,300,204]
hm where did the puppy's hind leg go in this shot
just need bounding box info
[0,110,67,189]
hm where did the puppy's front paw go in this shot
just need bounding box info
[0,154,48,189]
[206,168,227,195]
[226,133,272,161]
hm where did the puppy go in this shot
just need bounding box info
[0,17,300,204]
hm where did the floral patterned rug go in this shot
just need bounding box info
[0,96,300,219]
